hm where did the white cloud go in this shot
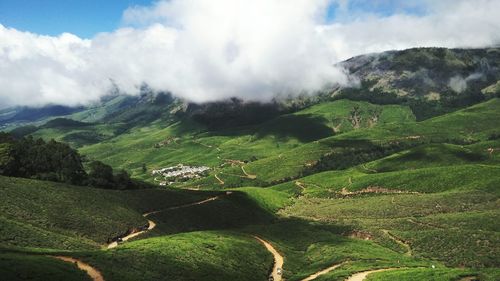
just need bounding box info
[1,0,500,107]
[449,73,484,93]
[323,0,500,60]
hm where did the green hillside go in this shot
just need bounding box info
[74,231,272,281]
[0,176,211,249]
[1,96,499,280]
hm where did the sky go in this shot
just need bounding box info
[0,0,423,38]
[1,0,500,107]
[0,0,152,38]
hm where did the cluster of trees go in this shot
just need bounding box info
[0,133,141,189]
[87,160,134,189]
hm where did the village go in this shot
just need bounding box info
[152,164,210,186]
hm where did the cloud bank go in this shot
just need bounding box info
[1,0,500,107]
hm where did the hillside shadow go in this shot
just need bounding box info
[148,191,276,235]
[244,217,353,248]
[256,114,334,142]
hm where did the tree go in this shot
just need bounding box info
[114,169,132,189]
[0,133,141,190]
[88,161,114,188]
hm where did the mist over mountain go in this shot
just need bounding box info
[3,47,499,132]
[1,0,500,108]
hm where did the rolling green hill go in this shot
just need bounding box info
[1,48,499,280]
[0,176,212,250]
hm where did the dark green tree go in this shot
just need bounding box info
[88,160,114,188]
[114,169,133,189]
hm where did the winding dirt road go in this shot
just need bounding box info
[301,262,346,281]
[52,256,104,281]
[345,268,399,281]
[254,236,284,281]
[295,181,306,191]
[108,196,221,249]
[241,166,257,179]
[107,218,156,249]
[214,173,225,185]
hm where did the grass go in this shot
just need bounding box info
[0,253,91,281]
[0,176,215,249]
[2,98,500,280]
[365,267,500,281]
[244,220,430,281]
[0,216,96,250]
[297,164,500,197]
[72,99,415,183]
[280,189,499,268]
[147,192,275,235]
[74,231,272,281]
[235,186,294,213]
[364,143,492,172]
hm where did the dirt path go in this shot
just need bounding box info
[254,236,284,281]
[214,173,225,185]
[241,166,257,179]
[108,196,221,249]
[361,164,378,173]
[345,268,400,281]
[52,256,104,281]
[407,218,445,229]
[295,181,306,190]
[382,230,412,256]
[143,196,220,216]
[301,262,346,281]
[192,140,213,148]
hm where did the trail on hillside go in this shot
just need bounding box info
[301,262,346,281]
[108,195,222,249]
[295,181,306,190]
[52,256,104,281]
[214,173,225,185]
[382,229,412,256]
[361,164,378,173]
[107,218,156,249]
[407,218,445,229]
[143,195,221,216]
[241,166,257,179]
[254,236,284,281]
[344,268,400,281]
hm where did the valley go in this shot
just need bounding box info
[0,47,499,281]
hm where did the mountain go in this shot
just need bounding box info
[3,47,500,130]
[0,105,83,128]
[332,47,500,120]
[1,47,499,281]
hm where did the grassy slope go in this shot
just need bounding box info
[75,231,272,281]
[0,176,212,249]
[76,100,414,181]
[0,253,91,281]
[2,98,499,280]
[245,220,429,281]
[365,267,497,281]
[0,178,277,281]
[148,192,274,235]
[278,155,500,270]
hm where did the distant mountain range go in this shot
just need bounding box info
[2,47,499,130]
